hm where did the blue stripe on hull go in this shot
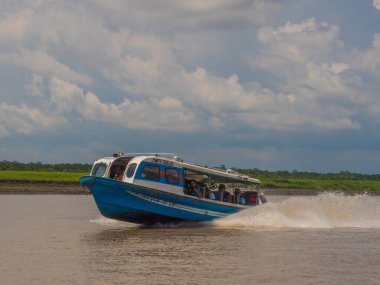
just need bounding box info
[80,176,242,225]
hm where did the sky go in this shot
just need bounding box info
[0,0,380,173]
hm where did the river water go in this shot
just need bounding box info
[1,194,379,285]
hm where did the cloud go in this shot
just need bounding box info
[245,18,372,130]
[26,74,46,97]
[48,77,199,131]
[254,18,342,70]
[0,50,92,85]
[351,34,380,74]
[374,0,380,10]
[0,102,66,138]
[0,1,379,171]
[0,9,34,45]
[91,0,285,31]
[0,4,369,135]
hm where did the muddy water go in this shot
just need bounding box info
[1,194,379,285]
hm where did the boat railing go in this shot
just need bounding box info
[190,163,248,178]
[113,152,177,159]
[190,163,226,172]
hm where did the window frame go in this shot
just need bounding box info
[126,163,137,178]
[140,164,160,181]
[91,163,107,177]
[165,168,180,184]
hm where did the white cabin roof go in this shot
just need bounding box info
[111,153,261,185]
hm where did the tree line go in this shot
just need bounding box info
[236,168,380,181]
[0,161,92,172]
[1,160,379,181]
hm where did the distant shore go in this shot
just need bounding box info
[0,181,89,195]
[262,188,380,196]
[1,181,379,196]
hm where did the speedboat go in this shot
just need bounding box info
[80,152,267,225]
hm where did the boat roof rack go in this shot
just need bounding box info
[113,152,177,158]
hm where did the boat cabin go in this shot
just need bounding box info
[89,153,264,206]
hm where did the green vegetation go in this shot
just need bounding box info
[258,177,380,191]
[0,171,85,183]
[236,168,380,181]
[0,161,90,183]
[0,160,91,172]
[0,161,379,191]
[237,169,380,191]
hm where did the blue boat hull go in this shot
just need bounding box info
[80,176,243,225]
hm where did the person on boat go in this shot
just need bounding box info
[202,184,215,200]
[234,188,246,205]
[214,184,232,202]
[185,180,202,199]
[114,165,124,181]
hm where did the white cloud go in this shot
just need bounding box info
[374,0,380,10]
[0,102,66,138]
[0,1,380,172]
[256,18,341,67]
[351,34,380,74]
[0,50,92,85]
[49,77,123,119]
[48,77,199,131]
[0,9,34,45]
[245,18,371,129]
[0,2,378,139]
[304,62,349,94]
[91,0,285,32]
[26,74,46,97]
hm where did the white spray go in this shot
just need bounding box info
[214,193,380,229]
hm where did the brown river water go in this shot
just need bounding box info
[1,194,379,285]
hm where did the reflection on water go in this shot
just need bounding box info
[83,227,252,285]
[1,195,380,285]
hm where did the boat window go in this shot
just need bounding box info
[126,163,137,178]
[141,164,160,181]
[165,168,180,184]
[91,163,107,177]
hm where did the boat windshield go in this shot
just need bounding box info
[91,163,107,177]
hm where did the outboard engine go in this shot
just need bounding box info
[259,192,268,204]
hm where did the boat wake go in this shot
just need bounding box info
[213,192,380,229]
[90,216,133,227]
[90,216,204,228]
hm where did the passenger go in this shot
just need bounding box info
[203,184,215,200]
[183,181,191,195]
[114,165,124,181]
[186,180,202,199]
[215,184,233,202]
[234,189,246,205]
